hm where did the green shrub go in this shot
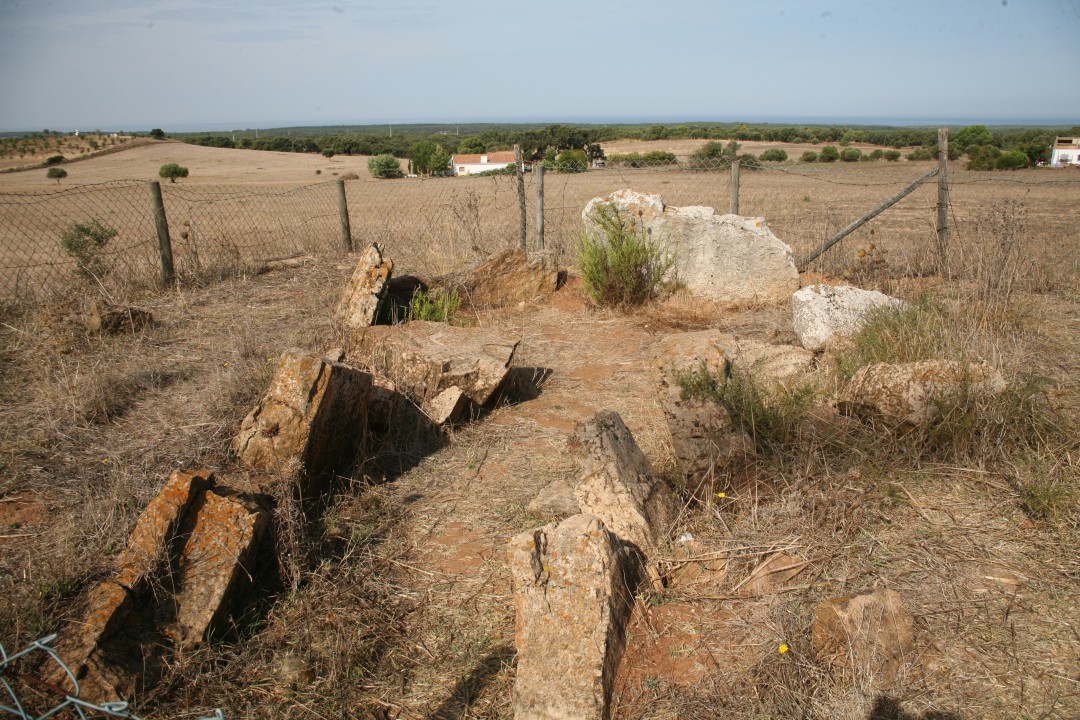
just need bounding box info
[578,202,674,308]
[800,150,818,163]
[967,145,1001,171]
[407,287,459,323]
[367,154,403,179]
[833,296,950,380]
[883,150,902,161]
[158,163,189,182]
[60,219,117,279]
[995,150,1028,170]
[841,147,862,162]
[46,167,67,183]
[321,149,335,159]
[819,145,840,162]
[45,155,64,165]
[869,149,884,160]
[642,150,677,166]
[907,146,934,161]
[674,361,817,456]
[555,148,588,173]
[759,148,788,162]
[149,128,166,140]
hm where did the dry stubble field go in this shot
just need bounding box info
[0,140,1078,719]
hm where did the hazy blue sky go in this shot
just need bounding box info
[1,0,1078,131]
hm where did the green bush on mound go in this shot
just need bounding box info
[578,203,674,308]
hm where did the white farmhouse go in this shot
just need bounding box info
[1050,137,1080,166]
[451,151,517,176]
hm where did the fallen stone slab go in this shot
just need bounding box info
[55,469,268,703]
[651,330,815,388]
[349,321,520,422]
[234,348,372,494]
[438,247,559,309]
[838,359,1007,427]
[509,514,636,720]
[792,284,904,352]
[811,587,915,686]
[526,478,581,517]
[337,243,393,329]
[569,410,676,556]
[583,189,799,305]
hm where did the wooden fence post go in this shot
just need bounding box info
[936,127,950,268]
[515,144,527,250]
[535,162,545,251]
[337,178,353,252]
[148,181,174,285]
[729,158,740,215]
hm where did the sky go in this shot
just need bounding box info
[0,0,1078,132]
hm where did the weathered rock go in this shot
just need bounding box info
[56,470,268,703]
[441,248,559,309]
[792,284,904,352]
[509,514,636,720]
[526,478,581,517]
[838,360,1007,427]
[85,300,152,334]
[583,189,799,305]
[739,552,808,596]
[811,588,916,685]
[668,539,727,588]
[651,330,815,387]
[234,348,371,494]
[337,243,393,329]
[349,321,519,412]
[570,411,676,555]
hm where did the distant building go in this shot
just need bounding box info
[1050,137,1080,166]
[451,151,517,176]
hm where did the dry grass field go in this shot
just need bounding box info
[1,140,1078,719]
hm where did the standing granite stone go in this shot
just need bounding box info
[509,514,635,720]
[569,411,676,556]
[582,189,799,305]
[337,243,393,329]
[234,348,371,495]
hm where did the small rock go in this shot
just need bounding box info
[84,300,152,334]
[526,478,581,517]
[508,514,636,720]
[739,552,807,596]
[792,284,904,351]
[811,587,915,686]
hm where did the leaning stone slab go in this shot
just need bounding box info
[337,243,393,329]
[792,284,904,352]
[349,321,520,419]
[569,411,676,555]
[55,470,267,703]
[582,189,799,305]
[838,360,1007,427]
[439,247,559,309]
[509,514,635,720]
[234,348,371,494]
[811,587,915,686]
[84,300,153,334]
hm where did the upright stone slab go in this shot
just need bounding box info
[55,470,268,703]
[509,514,635,720]
[570,411,675,555]
[233,348,371,494]
[337,243,393,329]
[792,284,904,351]
[444,248,559,308]
[582,189,799,305]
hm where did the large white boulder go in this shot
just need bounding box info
[582,189,800,306]
[792,284,904,351]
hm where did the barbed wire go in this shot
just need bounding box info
[0,634,224,720]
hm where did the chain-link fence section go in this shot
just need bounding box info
[3,153,1078,306]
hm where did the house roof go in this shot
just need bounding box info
[1054,137,1080,148]
[452,151,517,165]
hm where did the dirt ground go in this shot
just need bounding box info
[1,140,1078,719]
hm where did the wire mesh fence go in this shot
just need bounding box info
[2,157,1077,307]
